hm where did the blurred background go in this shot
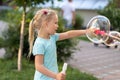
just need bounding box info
[0,0,120,80]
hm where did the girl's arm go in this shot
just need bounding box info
[35,55,65,80]
[59,30,87,40]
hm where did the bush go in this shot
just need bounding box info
[98,1,120,31]
[0,8,32,58]
[73,13,84,29]
[0,26,20,58]
[57,14,78,62]
[0,9,21,58]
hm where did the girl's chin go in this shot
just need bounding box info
[50,32,55,35]
[52,31,56,34]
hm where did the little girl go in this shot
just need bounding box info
[28,8,90,80]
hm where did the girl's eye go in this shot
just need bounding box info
[55,22,58,24]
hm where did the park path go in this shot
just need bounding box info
[67,41,120,80]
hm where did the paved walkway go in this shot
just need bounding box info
[67,41,120,80]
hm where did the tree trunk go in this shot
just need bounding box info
[17,3,26,71]
[116,0,120,8]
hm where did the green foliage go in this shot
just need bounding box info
[98,0,120,31]
[0,26,20,58]
[0,58,98,80]
[0,8,77,61]
[0,9,21,58]
[57,39,77,62]
[66,68,98,80]
[59,63,98,80]
[7,0,48,7]
[73,13,84,29]
[57,14,78,62]
[77,35,90,42]
[0,9,22,23]
[0,9,33,58]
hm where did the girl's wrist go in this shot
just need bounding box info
[54,73,57,79]
[85,29,88,34]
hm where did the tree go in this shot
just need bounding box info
[9,0,50,71]
[98,0,120,31]
[4,0,63,71]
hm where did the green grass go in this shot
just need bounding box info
[67,68,98,80]
[77,35,90,41]
[0,58,34,80]
[59,63,98,80]
[0,58,98,80]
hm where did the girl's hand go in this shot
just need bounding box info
[88,27,97,33]
[56,72,66,80]
[86,28,98,37]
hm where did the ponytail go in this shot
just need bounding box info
[28,19,34,58]
[28,9,56,57]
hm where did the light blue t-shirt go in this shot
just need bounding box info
[33,33,59,80]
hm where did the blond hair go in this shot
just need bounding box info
[28,8,57,57]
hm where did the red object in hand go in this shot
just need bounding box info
[100,31,105,35]
[94,30,101,35]
[94,30,105,36]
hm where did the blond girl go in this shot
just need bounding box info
[29,8,89,80]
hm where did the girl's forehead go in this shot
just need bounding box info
[48,14,58,23]
[54,14,58,20]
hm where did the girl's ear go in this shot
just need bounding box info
[42,21,47,27]
[45,21,49,28]
[45,22,48,26]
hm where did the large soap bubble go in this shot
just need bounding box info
[86,15,110,43]
[104,31,120,46]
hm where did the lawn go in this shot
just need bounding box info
[0,58,98,80]
[77,35,90,41]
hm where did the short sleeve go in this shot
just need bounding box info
[52,33,59,41]
[32,42,45,56]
